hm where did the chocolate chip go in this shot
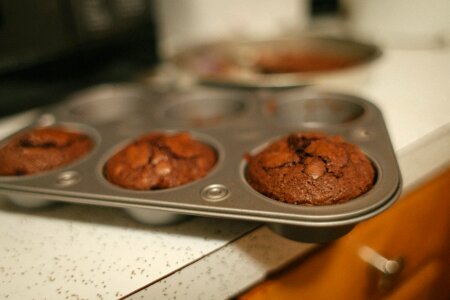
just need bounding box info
[304,158,326,179]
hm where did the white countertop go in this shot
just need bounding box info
[1,47,450,300]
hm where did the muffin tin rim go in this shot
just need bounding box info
[0,179,401,227]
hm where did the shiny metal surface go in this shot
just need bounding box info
[0,83,401,242]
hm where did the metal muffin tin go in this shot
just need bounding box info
[171,36,381,89]
[0,83,401,242]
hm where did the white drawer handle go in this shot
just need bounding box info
[358,245,401,274]
[358,245,404,291]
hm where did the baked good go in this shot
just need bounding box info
[0,127,93,176]
[255,51,356,74]
[246,132,375,205]
[104,132,217,190]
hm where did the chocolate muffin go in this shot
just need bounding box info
[104,132,217,190]
[0,127,93,176]
[246,132,375,205]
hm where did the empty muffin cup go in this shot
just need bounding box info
[64,84,151,124]
[162,90,248,127]
[265,92,366,127]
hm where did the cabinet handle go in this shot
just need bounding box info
[358,246,404,291]
[358,246,401,274]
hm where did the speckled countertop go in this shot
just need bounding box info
[1,47,450,300]
[0,202,258,299]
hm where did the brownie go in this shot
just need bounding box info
[0,127,93,176]
[104,132,217,190]
[255,51,356,74]
[246,132,375,205]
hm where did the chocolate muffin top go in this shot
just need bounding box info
[104,132,217,190]
[0,127,93,176]
[246,132,375,205]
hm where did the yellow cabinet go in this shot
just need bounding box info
[240,167,450,300]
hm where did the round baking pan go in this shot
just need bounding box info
[171,36,381,88]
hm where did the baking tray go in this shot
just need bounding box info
[0,83,401,242]
[171,36,381,89]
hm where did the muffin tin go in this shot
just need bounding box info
[0,83,401,242]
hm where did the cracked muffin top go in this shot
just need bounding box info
[246,132,375,205]
[0,127,93,176]
[104,132,217,190]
